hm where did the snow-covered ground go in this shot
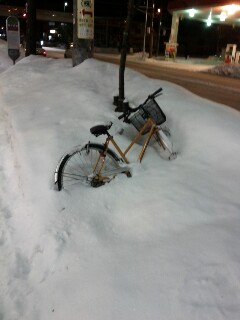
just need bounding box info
[208,63,240,78]
[1,39,240,320]
[127,53,222,72]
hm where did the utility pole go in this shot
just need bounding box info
[113,0,135,112]
[156,8,161,56]
[72,0,94,66]
[142,0,148,59]
[148,0,154,58]
[25,0,36,56]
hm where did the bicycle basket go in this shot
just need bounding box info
[129,98,166,135]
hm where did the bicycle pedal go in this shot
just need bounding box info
[124,171,132,178]
[91,179,105,188]
[169,152,177,160]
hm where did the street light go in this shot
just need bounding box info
[64,2,68,12]
[148,1,155,58]
[156,8,161,57]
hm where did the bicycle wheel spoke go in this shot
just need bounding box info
[57,144,121,190]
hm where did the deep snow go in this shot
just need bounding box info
[1,39,240,320]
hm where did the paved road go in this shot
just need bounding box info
[43,48,65,59]
[94,53,240,111]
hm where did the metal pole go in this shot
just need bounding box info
[25,0,36,56]
[149,0,154,58]
[142,0,148,60]
[156,19,161,56]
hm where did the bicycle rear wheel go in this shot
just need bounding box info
[55,143,122,190]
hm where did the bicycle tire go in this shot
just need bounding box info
[156,130,177,160]
[56,143,122,191]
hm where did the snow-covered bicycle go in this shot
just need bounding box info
[55,88,177,190]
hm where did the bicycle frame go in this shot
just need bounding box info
[55,87,176,190]
[121,117,164,162]
[97,116,165,169]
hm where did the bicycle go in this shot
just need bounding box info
[54,88,177,191]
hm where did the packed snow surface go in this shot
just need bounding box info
[1,39,240,320]
[208,63,240,78]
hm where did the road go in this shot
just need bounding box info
[94,53,240,111]
[43,47,65,59]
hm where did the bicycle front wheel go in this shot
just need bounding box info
[156,130,177,160]
[55,143,121,191]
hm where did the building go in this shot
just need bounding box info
[166,0,240,60]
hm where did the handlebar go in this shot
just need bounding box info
[148,87,162,99]
[118,112,127,120]
[118,104,139,121]
[118,87,162,123]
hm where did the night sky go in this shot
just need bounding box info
[0,1,169,16]
[0,0,172,30]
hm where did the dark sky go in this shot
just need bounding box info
[0,0,172,37]
[0,1,169,16]
[0,0,126,11]
[0,1,129,19]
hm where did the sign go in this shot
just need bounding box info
[77,0,94,39]
[6,16,20,64]
[165,42,178,60]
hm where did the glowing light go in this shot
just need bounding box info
[224,4,240,15]
[207,11,212,26]
[219,11,227,21]
[188,8,197,18]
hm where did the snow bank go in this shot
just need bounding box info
[207,63,240,78]
[1,47,240,320]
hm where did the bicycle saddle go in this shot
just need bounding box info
[90,124,110,137]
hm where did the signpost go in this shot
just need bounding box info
[6,16,20,64]
[77,0,94,39]
[72,0,94,66]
